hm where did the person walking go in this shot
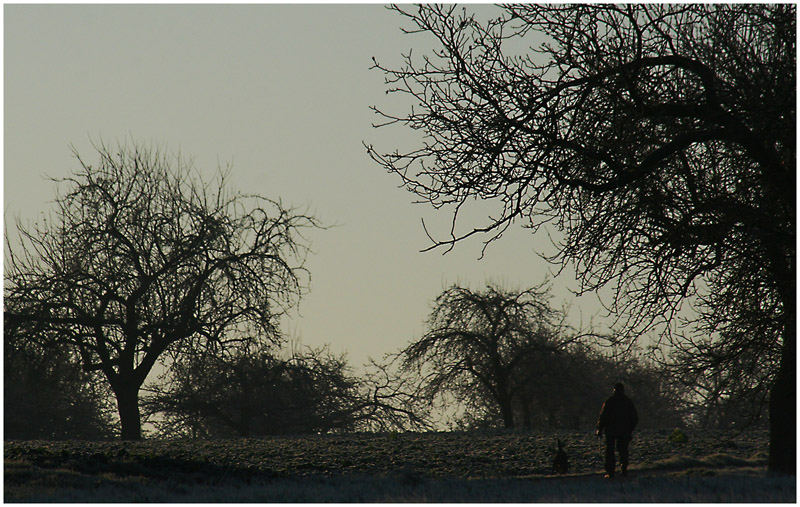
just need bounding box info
[596,382,638,478]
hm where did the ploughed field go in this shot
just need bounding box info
[5,429,794,502]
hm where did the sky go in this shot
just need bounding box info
[4,4,609,377]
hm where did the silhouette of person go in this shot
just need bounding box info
[596,382,638,478]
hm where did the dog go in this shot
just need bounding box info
[552,438,569,474]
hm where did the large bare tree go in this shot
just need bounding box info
[368,5,795,473]
[5,141,318,439]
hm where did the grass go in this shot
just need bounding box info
[4,429,795,502]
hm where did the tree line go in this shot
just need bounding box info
[6,194,765,440]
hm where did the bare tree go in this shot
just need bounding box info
[368,5,794,473]
[666,330,775,430]
[4,141,318,440]
[143,345,430,437]
[399,284,579,429]
[352,356,432,432]
[451,342,685,432]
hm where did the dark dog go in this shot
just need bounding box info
[552,439,569,474]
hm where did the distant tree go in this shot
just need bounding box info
[615,354,687,430]
[4,329,114,440]
[451,341,685,432]
[143,344,428,437]
[511,343,616,430]
[144,346,342,438]
[368,5,794,473]
[667,333,774,429]
[4,141,318,440]
[399,284,581,429]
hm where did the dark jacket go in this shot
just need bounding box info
[597,392,638,437]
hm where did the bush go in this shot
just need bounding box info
[669,428,688,443]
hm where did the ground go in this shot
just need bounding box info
[4,429,795,502]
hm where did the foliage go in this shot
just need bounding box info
[451,342,685,432]
[4,330,114,440]
[143,344,429,437]
[521,346,685,431]
[4,140,318,439]
[368,4,795,473]
[669,428,688,443]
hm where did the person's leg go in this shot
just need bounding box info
[618,434,630,475]
[604,435,616,477]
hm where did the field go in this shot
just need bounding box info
[4,429,795,502]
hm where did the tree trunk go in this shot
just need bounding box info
[768,305,796,474]
[238,412,251,437]
[522,401,532,429]
[115,382,142,440]
[499,397,515,429]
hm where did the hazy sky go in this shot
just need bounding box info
[5,4,607,375]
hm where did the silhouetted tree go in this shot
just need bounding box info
[144,346,343,437]
[368,5,794,473]
[451,342,684,432]
[399,284,580,429]
[143,345,428,437]
[512,343,616,430]
[4,141,318,440]
[617,354,687,430]
[348,355,433,432]
[667,333,773,429]
[4,327,114,440]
